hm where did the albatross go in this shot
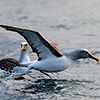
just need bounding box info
[0,42,30,79]
[19,42,30,64]
[0,25,99,79]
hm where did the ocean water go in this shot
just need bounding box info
[0,0,100,100]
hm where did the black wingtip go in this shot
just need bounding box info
[0,25,9,29]
[0,25,14,30]
[0,25,7,28]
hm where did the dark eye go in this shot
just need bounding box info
[82,51,88,54]
[25,44,27,46]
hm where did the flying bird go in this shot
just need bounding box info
[0,25,99,79]
[0,42,30,79]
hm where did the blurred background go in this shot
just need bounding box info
[0,0,100,100]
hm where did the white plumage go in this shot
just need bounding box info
[0,25,99,79]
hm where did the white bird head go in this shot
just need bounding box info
[65,49,99,62]
[20,42,29,52]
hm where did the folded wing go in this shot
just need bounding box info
[0,58,20,72]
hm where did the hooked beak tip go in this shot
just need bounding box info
[88,53,99,62]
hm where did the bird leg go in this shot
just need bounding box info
[40,71,55,79]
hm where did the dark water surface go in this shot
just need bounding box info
[0,0,100,100]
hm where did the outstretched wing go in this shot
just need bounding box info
[0,25,62,60]
[50,43,59,53]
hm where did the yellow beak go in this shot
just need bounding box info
[88,53,99,62]
[21,45,25,51]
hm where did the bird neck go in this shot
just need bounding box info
[64,50,80,62]
[18,50,30,64]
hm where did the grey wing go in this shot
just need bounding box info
[0,25,62,60]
